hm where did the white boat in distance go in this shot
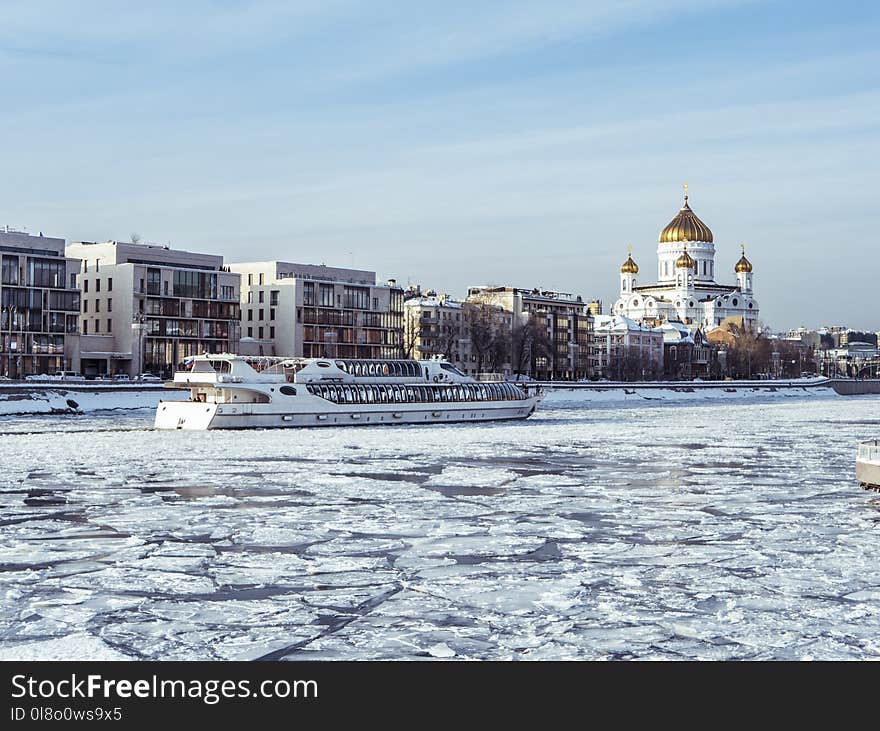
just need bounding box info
[155,354,542,430]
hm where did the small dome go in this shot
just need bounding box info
[675,247,695,269]
[660,191,713,243]
[735,245,752,273]
[620,254,639,274]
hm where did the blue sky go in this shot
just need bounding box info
[1,0,877,329]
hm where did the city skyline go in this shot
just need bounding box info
[1,1,878,329]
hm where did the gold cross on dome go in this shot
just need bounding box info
[627,243,632,254]
[741,242,746,254]
[683,182,689,201]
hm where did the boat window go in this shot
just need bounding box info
[423,386,434,402]
[280,386,297,396]
[335,361,347,372]
[439,362,465,376]
[406,386,415,402]
[358,385,367,402]
[317,361,331,368]
[367,363,375,376]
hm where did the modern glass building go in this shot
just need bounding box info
[0,229,81,378]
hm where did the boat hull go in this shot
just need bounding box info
[857,441,880,490]
[155,397,540,430]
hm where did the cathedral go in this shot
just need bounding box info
[612,187,759,331]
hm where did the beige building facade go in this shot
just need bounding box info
[228,261,404,359]
[65,241,241,377]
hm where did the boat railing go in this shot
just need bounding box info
[857,440,880,462]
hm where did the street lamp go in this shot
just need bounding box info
[132,312,146,378]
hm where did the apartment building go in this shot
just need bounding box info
[592,314,664,380]
[227,261,404,359]
[65,241,241,377]
[0,229,81,377]
[466,285,592,380]
[403,287,513,376]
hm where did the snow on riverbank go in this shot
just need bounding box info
[0,388,185,415]
[0,381,845,416]
[543,384,839,405]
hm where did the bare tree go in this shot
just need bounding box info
[511,316,551,377]
[130,233,142,244]
[402,308,422,358]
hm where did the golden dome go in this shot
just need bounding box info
[675,246,695,269]
[660,190,713,243]
[735,244,752,273]
[620,253,639,274]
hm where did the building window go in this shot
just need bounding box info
[95,319,100,333]
[108,298,112,312]
[258,309,264,320]
[248,274,253,286]
[319,284,334,307]
[344,286,369,309]
[373,297,379,310]
[247,291,253,304]
[164,280,169,296]
[95,259,99,272]
[107,277,112,291]
[259,273,264,285]
[270,326,275,338]
[258,290,264,304]
[84,280,89,293]
[95,299,100,312]
[303,282,315,305]
[70,273,76,289]
[258,327,264,339]
[247,327,253,337]
[83,300,88,313]
[247,309,253,321]
[270,308,275,321]
[82,321,87,334]
[107,319,112,333]
[270,290,279,306]
[96,279,101,293]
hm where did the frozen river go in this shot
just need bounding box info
[1,392,879,660]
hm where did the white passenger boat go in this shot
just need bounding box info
[155,354,542,430]
[856,440,880,490]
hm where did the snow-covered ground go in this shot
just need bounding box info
[0,389,185,415]
[543,384,838,405]
[0,381,839,416]
[1,394,879,660]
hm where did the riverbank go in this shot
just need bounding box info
[0,385,184,415]
[0,378,876,416]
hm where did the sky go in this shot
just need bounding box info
[0,0,877,330]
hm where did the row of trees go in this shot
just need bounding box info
[405,301,558,376]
